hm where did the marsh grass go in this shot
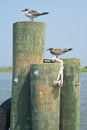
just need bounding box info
[0,68,12,72]
[0,68,87,72]
[81,68,87,72]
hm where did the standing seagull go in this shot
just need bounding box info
[22,8,49,21]
[46,48,73,58]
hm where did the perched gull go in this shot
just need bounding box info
[22,8,49,21]
[46,48,73,58]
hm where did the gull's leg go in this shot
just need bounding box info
[56,55,58,58]
[31,18,34,22]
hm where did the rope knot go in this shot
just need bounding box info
[53,58,64,87]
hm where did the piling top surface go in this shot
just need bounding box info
[14,21,46,25]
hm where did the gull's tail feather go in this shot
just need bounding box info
[68,48,73,51]
[42,12,49,15]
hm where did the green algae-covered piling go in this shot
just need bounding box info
[30,63,61,130]
[11,22,45,130]
[59,58,80,130]
[10,21,81,130]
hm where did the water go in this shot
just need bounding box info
[0,72,87,130]
[80,73,87,130]
[0,72,12,104]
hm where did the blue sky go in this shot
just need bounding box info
[0,0,87,67]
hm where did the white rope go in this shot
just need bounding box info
[52,57,64,87]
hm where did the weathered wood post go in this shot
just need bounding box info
[59,58,80,130]
[30,63,61,130]
[10,21,81,130]
[11,22,45,130]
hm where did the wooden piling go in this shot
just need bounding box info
[59,58,80,130]
[11,22,45,130]
[10,21,81,130]
[30,63,61,130]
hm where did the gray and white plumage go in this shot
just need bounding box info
[22,8,49,21]
[46,48,73,58]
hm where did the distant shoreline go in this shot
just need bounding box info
[81,68,87,72]
[0,67,87,72]
[0,68,12,72]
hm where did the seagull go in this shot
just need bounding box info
[22,8,49,21]
[46,48,73,58]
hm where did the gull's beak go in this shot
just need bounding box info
[46,49,49,51]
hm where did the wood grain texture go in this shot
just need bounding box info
[30,63,61,130]
[60,58,81,130]
[11,22,45,130]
